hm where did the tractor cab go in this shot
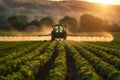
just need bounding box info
[51,24,67,40]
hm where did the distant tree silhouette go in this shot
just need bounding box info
[0,15,7,25]
[59,16,79,32]
[80,14,111,32]
[8,15,28,31]
[28,19,40,27]
[40,17,54,27]
[0,14,119,32]
[111,23,120,32]
[0,15,9,30]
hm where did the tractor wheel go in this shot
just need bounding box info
[63,37,66,40]
[52,36,55,41]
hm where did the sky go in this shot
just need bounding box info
[50,0,120,5]
[82,0,120,5]
[1,0,120,5]
[0,0,120,24]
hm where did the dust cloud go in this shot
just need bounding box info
[0,25,114,42]
[38,25,52,35]
[67,32,113,42]
[0,36,51,41]
[0,32,113,42]
[67,36,113,42]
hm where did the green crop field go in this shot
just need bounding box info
[0,33,120,80]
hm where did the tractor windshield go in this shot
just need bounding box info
[53,25,65,31]
[54,26,59,30]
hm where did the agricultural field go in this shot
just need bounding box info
[0,33,120,80]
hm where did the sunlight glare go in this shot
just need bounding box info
[50,0,63,1]
[86,0,117,5]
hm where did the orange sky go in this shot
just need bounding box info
[82,0,120,5]
[50,0,120,5]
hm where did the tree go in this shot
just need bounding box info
[80,14,102,32]
[7,15,28,31]
[40,17,54,27]
[0,15,7,25]
[0,15,9,30]
[28,19,40,27]
[80,14,111,32]
[59,16,79,32]
[111,23,120,32]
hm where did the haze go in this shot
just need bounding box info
[83,0,120,5]
[0,0,120,24]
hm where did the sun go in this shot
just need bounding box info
[50,0,63,1]
[89,0,114,5]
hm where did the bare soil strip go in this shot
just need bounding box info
[35,44,58,80]
[65,50,80,80]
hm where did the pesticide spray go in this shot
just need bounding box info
[0,25,113,42]
[67,32,113,42]
[0,32,113,42]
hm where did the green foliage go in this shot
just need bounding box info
[81,43,120,69]
[73,42,120,80]
[0,40,120,80]
[47,42,67,80]
[0,41,56,79]
[65,42,102,80]
[108,71,120,80]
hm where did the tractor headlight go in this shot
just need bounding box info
[60,30,62,33]
[56,30,58,33]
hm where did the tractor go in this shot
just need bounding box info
[51,24,67,40]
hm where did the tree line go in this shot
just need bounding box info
[0,14,120,32]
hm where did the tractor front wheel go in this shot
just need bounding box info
[52,36,55,41]
[63,37,66,40]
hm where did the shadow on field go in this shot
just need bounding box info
[65,50,80,80]
[35,44,58,80]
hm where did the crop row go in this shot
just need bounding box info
[0,41,42,58]
[0,42,43,64]
[0,41,50,76]
[73,43,120,80]
[47,41,67,80]
[65,42,102,80]
[0,41,56,80]
[0,42,35,51]
[93,41,120,50]
[84,43,120,58]
[81,43,120,70]
[0,41,120,80]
